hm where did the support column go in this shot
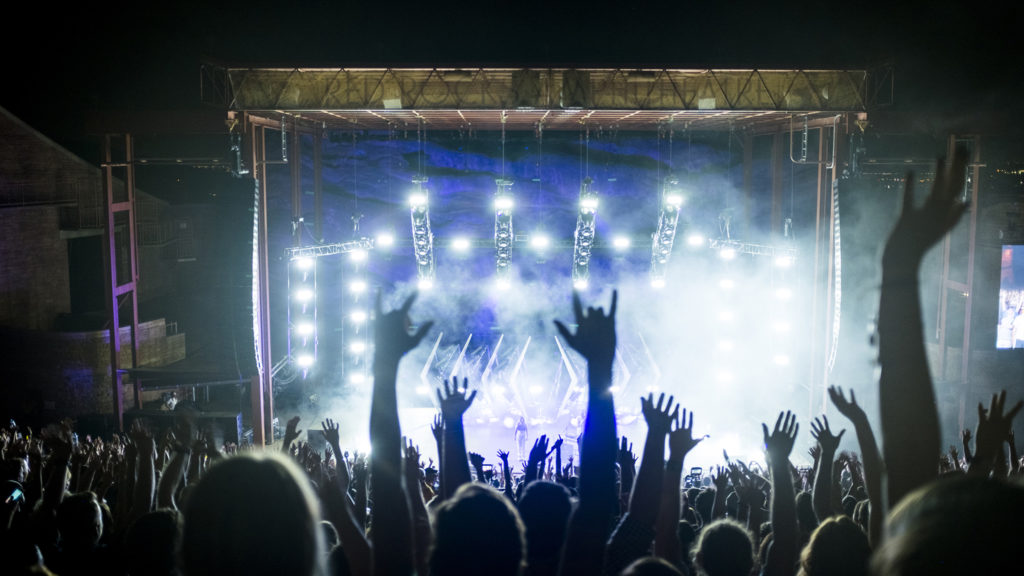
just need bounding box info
[245,114,272,446]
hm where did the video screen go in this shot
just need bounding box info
[996,245,1024,348]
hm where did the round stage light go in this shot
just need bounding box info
[718,340,734,351]
[452,237,471,252]
[293,287,314,303]
[774,322,791,333]
[408,192,428,208]
[418,278,434,291]
[609,385,621,393]
[495,196,514,210]
[774,255,794,268]
[296,354,314,368]
[350,340,366,353]
[350,248,368,262]
[376,233,394,247]
[503,417,515,428]
[773,355,790,366]
[573,279,589,290]
[350,310,368,323]
[349,373,367,384]
[651,278,666,289]
[495,278,511,291]
[775,287,793,300]
[686,234,705,247]
[612,235,631,249]
[294,257,314,270]
[294,322,315,336]
[718,278,735,290]
[716,370,733,382]
[665,193,684,207]
[349,279,367,294]
[719,247,737,260]
[580,197,599,211]
[530,234,550,249]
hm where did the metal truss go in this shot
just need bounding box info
[284,238,374,260]
[650,176,683,284]
[707,238,797,259]
[494,179,515,283]
[410,177,435,285]
[205,66,881,112]
[571,178,599,288]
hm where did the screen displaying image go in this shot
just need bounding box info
[996,245,1024,348]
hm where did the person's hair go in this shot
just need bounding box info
[124,509,182,576]
[517,480,571,572]
[57,491,103,549]
[871,475,1024,576]
[180,451,324,576]
[620,556,684,575]
[797,515,871,576]
[429,483,525,576]
[693,518,754,576]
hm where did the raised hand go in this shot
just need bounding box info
[529,435,550,465]
[321,418,341,450]
[668,408,703,459]
[763,411,799,465]
[974,390,1023,468]
[828,386,866,422]
[810,416,845,454]
[885,146,969,263]
[282,416,302,450]
[404,439,422,478]
[496,449,509,463]
[618,436,636,466]
[468,452,485,469]
[437,377,477,420]
[554,290,618,372]
[711,465,729,492]
[374,290,434,364]
[552,436,564,451]
[641,392,678,434]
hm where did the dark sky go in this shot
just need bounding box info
[3,1,1022,150]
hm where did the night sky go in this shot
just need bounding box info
[3,0,1022,149]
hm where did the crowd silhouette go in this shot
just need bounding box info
[2,147,1022,575]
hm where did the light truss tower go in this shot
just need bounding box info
[409,176,435,288]
[572,177,599,289]
[650,175,683,287]
[494,178,514,284]
[288,256,317,376]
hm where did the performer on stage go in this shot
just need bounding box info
[514,416,528,464]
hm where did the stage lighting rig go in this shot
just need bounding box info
[571,178,598,289]
[650,176,682,286]
[409,176,435,287]
[494,178,514,283]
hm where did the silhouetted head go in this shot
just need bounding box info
[693,519,753,576]
[430,483,525,576]
[124,509,181,576]
[795,491,818,534]
[57,491,103,550]
[871,475,1024,576]
[620,556,684,576]
[180,451,324,576]
[518,480,571,573]
[797,515,870,576]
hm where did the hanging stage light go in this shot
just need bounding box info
[494,178,514,282]
[571,177,598,289]
[650,175,682,286]
[409,176,435,287]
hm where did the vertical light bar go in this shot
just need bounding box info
[494,178,514,283]
[409,176,435,287]
[572,177,598,289]
[650,175,682,287]
[289,256,317,375]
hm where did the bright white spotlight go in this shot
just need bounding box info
[418,278,434,290]
[495,196,514,210]
[408,192,428,208]
[530,234,550,250]
[718,278,735,290]
[719,310,735,322]
[580,196,599,211]
[416,385,431,396]
[719,247,737,260]
[774,322,791,333]
[651,278,666,289]
[350,340,367,354]
[293,287,314,303]
[349,280,367,294]
[573,278,589,290]
[296,354,315,368]
[495,278,511,291]
[452,237,471,252]
[349,373,366,384]
[774,255,794,268]
[295,322,315,336]
[376,233,394,247]
[350,249,368,262]
[609,385,621,393]
[294,257,314,270]
[665,193,684,207]
[773,355,790,366]
[718,340,734,351]
[686,234,704,247]
[350,310,367,324]
[529,385,543,395]
[716,370,733,382]
[775,287,793,300]
[613,235,631,250]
